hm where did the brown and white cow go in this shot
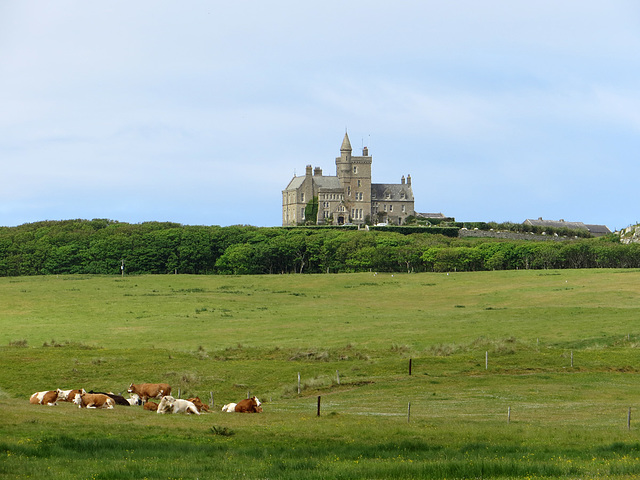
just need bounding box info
[127,383,171,401]
[88,391,131,406]
[56,388,86,402]
[187,397,209,413]
[143,401,159,411]
[73,393,115,409]
[29,390,58,406]
[223,396,262,413]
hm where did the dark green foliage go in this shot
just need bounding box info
[0,219,637,276]
[304,196,319,225]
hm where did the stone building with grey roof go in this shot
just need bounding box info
[524,218,611,237]
[282,133,415,226]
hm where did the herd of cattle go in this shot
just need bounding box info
[29,382,263,414]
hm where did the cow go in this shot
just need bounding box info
[186,397,209,413]
[143,400,159,411]
[88,390,131,406]
[223,397,262,413]
[56,388,86,402]
[127,394,142,406]
[221,403,237,413]
[29,390,58,406]
[73,393,115,409]
[156,395,200,415]
[127,383,171,401]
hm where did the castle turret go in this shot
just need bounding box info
[340,132,352,158]
[336,132,353,182]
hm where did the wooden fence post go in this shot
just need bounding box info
[317,396,321,417]
[297,372,301,394]
[628,407,632,430]
[571,350,574,367]
[407,401,411,423]
[409,358,412,375]
[210,392,214,408]
[336,370,340,385]
[486,351,488,370]
[508,406,511,423]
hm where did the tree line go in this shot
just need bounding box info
[0,219,635,276]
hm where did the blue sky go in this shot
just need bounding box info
[2,1,639,231]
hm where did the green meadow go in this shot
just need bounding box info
[2,269,640,479]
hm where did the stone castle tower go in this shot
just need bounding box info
[282,132,414,226]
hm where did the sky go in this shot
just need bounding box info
[2,1,639,231]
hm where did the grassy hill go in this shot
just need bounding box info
[2,270,640,478]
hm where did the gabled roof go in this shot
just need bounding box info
[524,219,586,230]
[371,183,414,201]
[584,224,612,235]
[314,176,342,190]
[283,176,305,191]
[524,218,611,236]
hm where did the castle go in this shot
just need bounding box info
[282,133,415,226]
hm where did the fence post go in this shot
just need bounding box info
[571,350,574,367]
[210,392,214,408]
[409,358,412,375]
[629,407,632,430]
[317,396,321,417]
[486,351,488,370]
[407,401,411,423]
[297,372,301,394]
[336,370,340,385]
[508,406,511,423]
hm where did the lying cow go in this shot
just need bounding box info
[127,382,171,401]
[187,397,209,413]
[56,388,86,402]
[222,396,262,413]
[157,395,199,415]
[88,390,131,406]
[143,400,159,411]
[73,393,115,409]
[30,390,58,406]
[127,394,142,406]
[221,402,237,413]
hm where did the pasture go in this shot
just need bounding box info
[2,269,640,479]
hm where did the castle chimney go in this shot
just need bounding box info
[305,165,312,176]
[407,174,411,186]
[401,175,405,185]
[314,167,322,176]
[363,146,369,156]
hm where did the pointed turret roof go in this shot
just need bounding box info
[340,132,352,152]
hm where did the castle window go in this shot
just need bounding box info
[384,204,387,212]
[301,193,305,202]
[389,205,393,212]
[347,186,351,196]
[353,166,357,174]
[357,180,361,187]
[385,192,391,199]
[402,205,406,213]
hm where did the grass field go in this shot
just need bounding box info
[2,269,640,479]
